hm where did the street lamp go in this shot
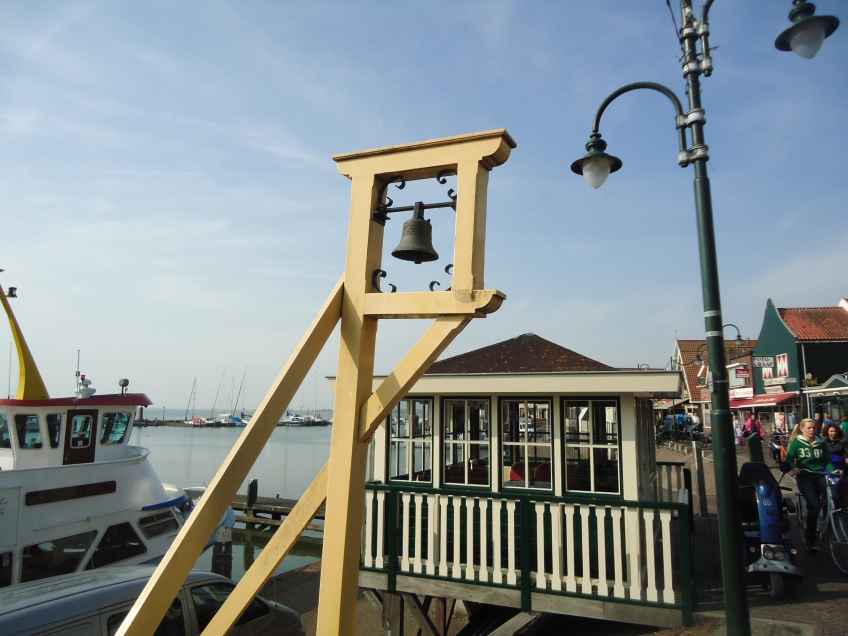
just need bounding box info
[776,0,840,59]
[723,323,744,349]
[570,2,764,634]
[571,0,838,628]
[692,344,708,367]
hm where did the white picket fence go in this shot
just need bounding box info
[362,475,692,612]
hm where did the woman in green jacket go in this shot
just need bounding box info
[785,418,834,551]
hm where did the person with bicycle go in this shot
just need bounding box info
[786,418,836,552]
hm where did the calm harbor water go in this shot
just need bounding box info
[129,424,332,579]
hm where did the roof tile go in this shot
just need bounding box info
[778,307,848,341]
[426,333,614,374]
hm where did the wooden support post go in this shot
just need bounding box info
[119,130,514,636]
[316,130,514,634]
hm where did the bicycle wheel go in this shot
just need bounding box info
[828,511,848,575]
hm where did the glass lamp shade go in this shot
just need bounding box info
[581,156,613,189]
[790,19,827,58]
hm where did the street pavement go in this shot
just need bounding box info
[659,441,843,635]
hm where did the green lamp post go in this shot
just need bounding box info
[572,1,838,633]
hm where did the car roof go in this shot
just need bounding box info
[0,566,231,627]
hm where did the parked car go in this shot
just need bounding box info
[658,414,699,441]
[0,565,305,636]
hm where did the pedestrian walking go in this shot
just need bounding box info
[745,412,764,441]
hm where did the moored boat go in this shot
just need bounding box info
[0,271,226,587]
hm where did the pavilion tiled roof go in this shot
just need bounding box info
[778,306,848,341]
[425,333,615,375]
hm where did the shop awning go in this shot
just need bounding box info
[729,392,799,409]
[653,398,688,410]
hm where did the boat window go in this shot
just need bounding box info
[107,599,186,636]
[86,522,146,569]
[562,399,621,494]
[443,398,490,486]
[21,531,97,583]
[388,398,433,482]
[47,414,62,448]
[190,582,269,631]
[501,398,553,490]
[69,415,94,448]
[0,551,11,588]
[0,414,10,449]
[14,414,42,449]
[139,511,181,538]
[101,412,131,444]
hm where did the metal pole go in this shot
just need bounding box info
[692,440,709,518]
[680,2,750,632]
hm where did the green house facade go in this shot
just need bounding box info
[752,299,848,421]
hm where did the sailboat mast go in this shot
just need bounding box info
[210,367,225,418]
[234,366,246,415]
[184,378,196,420]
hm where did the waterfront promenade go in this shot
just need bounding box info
[260,442,846,635]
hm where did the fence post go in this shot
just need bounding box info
[692,441,708,517]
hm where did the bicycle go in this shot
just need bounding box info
[794,469,848,574]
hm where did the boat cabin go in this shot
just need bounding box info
[352,334,694,630]
[0,392,152,470]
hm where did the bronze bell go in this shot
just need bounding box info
[391,202,439,264]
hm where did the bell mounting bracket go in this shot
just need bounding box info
[371,171,457,226]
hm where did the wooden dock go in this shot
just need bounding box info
[185,487,325,533]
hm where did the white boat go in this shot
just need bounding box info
[0,272,228,588]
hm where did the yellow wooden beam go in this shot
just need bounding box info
[358,315,472,441]
[315,130,514,634]
[315,169,382,634]
[117,277,344,636]
[363,289,505,318]
[200,462,330,635]
[333,129,515,180]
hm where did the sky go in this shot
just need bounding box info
[0,1,845,416]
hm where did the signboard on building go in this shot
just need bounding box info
[765,377,796,387]
[754,356,774,368]
[730,387,754,399]
[735,367,750,379]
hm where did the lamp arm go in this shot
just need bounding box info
[700,0,714,23]
[590,82,689,165]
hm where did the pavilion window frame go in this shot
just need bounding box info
[387,397,434,483]
[499,397,553,490]
[561,396,622,495]
[442,397,491,487]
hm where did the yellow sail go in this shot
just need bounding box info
[0,272,49,400]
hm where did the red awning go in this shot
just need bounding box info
[729,392,799,409]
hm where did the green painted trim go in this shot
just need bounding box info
[519,498,532,611]
[677,501,694,627]
[366,481,686,512]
